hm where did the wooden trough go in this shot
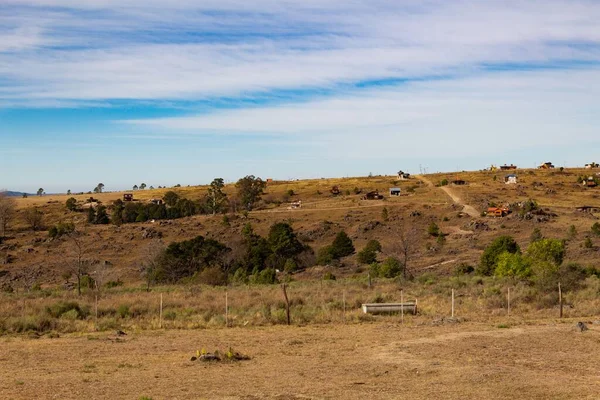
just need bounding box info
[361,301,417,315]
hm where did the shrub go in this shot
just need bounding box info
[478,236,520,276]
[454,263,475,275]
[530,228,543,243]
[46,301,89,319]
[427,222,440,237]
[592,223,600,237]
[440,179,449,186]
[494,252,531,278]
[330,231,354,258]
[66,197,78,211]
[357,240,381,265]
[584,237,593,249]
[322,272,336,281]
[48,221,75,239]
[316,245,335,265]
[371,257,403,278]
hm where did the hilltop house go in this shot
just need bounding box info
[397,170,411,180]
[500,164,517,171]
[585,162,598,169]
[363,190,384,200]
[505,174,518,184]
[389,188,401,196]
[538,162,555,169]
[584,177,598,188]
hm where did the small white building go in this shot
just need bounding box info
[389,188,401,196]
[505,174,518,184]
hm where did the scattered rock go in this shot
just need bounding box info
[576,322,588,332]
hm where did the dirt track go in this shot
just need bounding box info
[1,321,599,399]
[417,175,480,218]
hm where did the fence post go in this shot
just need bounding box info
[451,289,455,318]
[281,283,290,326]
[95,294,98,331]
[342,289,346,323]
[159,293,163,329]
[507,287,511,316]
[558,282,563,319]
[225,290,229,327]
[400,289,404,324]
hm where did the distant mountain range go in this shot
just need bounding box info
[0,191,30,197]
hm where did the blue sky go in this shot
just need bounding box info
[1,0,599,193]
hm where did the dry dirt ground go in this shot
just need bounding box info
[1,321,600,399]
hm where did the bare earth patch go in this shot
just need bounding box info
[1,322,599,399]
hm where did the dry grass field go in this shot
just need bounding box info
[1,320,600,399]
[2,168,600,399]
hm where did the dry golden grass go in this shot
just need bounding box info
[1,319,599,399]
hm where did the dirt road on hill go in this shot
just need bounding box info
[417,175,480,217]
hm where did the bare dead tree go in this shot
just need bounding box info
[0,193,16,237]
[140,239,165,292]
[392,218,419,279]
[61,229,88,296]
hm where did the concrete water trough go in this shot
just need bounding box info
[361,301,418,315]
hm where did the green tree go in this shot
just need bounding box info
[111,200,124,226]
[478,236,520,276]
[67,189,71,195]
[526,238,566,289]
[163,191,180,207]
[316,245,335,265]
[494,252,531,278]
[94,205,110,224]
[331,231,355,259]
[133,185,138,191]
[87,206,96,224]
[140,183,147,190]
[37,188,44,196]
[235,175,267,211]
[371,257,403,278]
[206,178,228,215]
[94,183,104,193]
[357,239,382,264]
[66,197,77,211]
[527,238,565,267]
[268,222,304,260]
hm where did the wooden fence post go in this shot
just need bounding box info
[400,289,404,324]
[558,282,563,319]
[159,293,163,329]
[281,283,291,325]
[451,289,455,318]
[342,289,346,323]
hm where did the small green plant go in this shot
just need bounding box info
[322,272,336,281]
[427,222,440,237]
[381,207,389,222]
[222,215,230,226]
[440,179,449,186]
[287,189,295,197]
[592,223,600,237]
[584,237,593,249]
[567,225,577,240]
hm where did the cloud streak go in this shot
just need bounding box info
[0,0,599,103]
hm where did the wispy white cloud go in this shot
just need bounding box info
[0,0,599,103]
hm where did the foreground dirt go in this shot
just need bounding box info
[1,321,599,399]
